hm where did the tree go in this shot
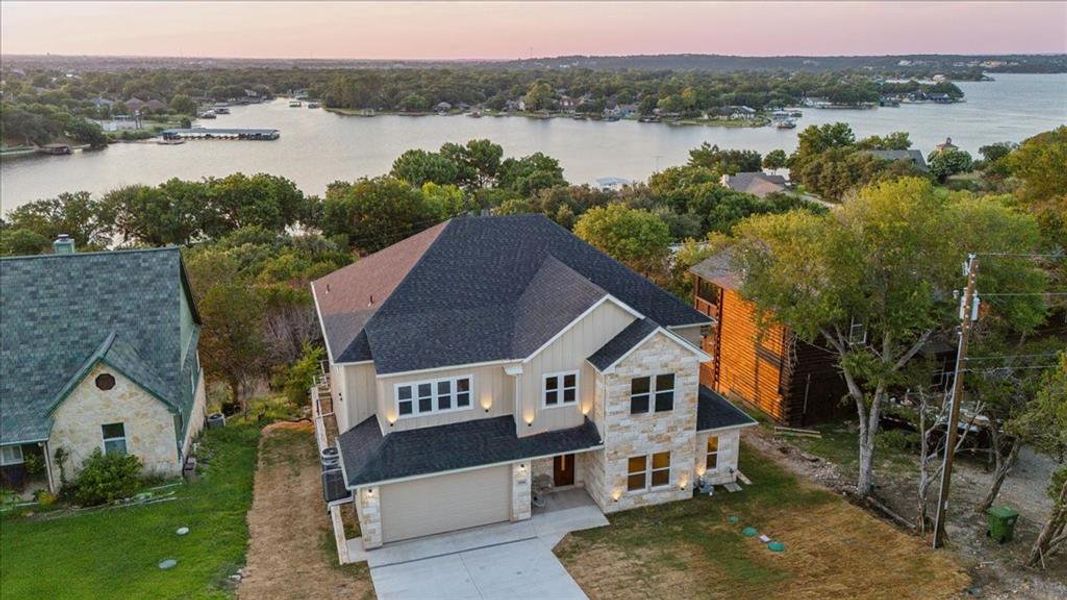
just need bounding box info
[390,149,461,187]
[102,182,205,246]
[574,204,671,277]
[1005,127,1067,245]
[1016,352,1067,568]
[320,176,435,253]
[169,94,197,115]
[523,81,555,112]
[421,182,473,220]
[196,281,265,412]
[201,173,309,237]
[64,118,107,149]
[497,152,566,196]
[732,177,1045,496]
[927,148,974,182]
[439,139,503,189]
[687,143,761,174]
[5,191,112,249]
[762,149,788,170]
[0,227,50,256]
[856,131,912,151]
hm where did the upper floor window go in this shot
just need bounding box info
[0,445,24,466]
[395,376,472,418]
[102,423,127,456]
[543,371,578,408]
[630,373,675,414]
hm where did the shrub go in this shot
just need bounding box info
[69,450,143,506]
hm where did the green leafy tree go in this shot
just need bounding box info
[732,177,1046,496]
[169,94,197,115]
[64,118,107,148]
[574,204,671,277]
[201,173,309,237]
[855,131,911,150]
[102,181,205,246]
[5,191,112,249]
[687,143,761,174]
[927,147,974,182]
[321,176,435,253]
[284,342,326,407]
[0,228,50,256]
[497,153,566,196]
[522,81,555,112]
[421,182,473,219]
[197,281,266,412]
[390,149,461,187]
[1005,127,1067,245]
[439,139,503,188]
[69,450,143,506]
[762,149,788,170]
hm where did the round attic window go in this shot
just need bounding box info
[95,373,116,391]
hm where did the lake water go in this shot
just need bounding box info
[2,73,1065,212]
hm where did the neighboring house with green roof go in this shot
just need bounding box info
[0,237,207,493]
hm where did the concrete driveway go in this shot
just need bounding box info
[370,537,586,600]
[365,489,605,600]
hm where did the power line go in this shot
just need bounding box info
[978,252,1065,259]
[980,291,1067,297]
[964,352,1062,361]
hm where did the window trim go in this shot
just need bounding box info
[0,445,24,466]
[626,451,672,493]
[101,422,128,456]
[542,370,580,409]
[705,436,719,472]
[629,372,676,415]
[394,375,474,420]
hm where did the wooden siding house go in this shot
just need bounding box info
[690,251,956,426]
[691,252,852,426]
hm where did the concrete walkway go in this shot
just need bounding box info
[365,488,607,599]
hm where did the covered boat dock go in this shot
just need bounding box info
[160,127,280,141]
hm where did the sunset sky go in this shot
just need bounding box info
[2,1,1065,59]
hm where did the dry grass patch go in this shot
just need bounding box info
[238,424,373,600]
[557,442,969,600]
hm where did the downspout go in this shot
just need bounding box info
[42,440,57,494]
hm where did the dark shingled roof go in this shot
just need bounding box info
[862,149,928,171]
[588,318,658,371]
[314,215,709,374]
[721,172,787,198]
[697,386,757,431]
[337,415,603,487]
[0,247,201,443]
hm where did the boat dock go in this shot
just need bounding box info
[160,127,280,141]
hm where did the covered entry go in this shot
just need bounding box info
[380,465,510,543]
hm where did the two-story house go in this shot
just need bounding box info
[313,215,755,549]
[0,238,206,494]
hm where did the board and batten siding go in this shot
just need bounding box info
[376,362,514,432]
[519,300,635,437]
[338,362,377,433]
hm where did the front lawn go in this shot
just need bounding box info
[0,425,260,599]
[555,441,970,599]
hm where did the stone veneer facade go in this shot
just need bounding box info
[355,487,383,549]
[511,463,531,521]
[49,364,197,482]
[586,332,701,513]
[695,429,741,486]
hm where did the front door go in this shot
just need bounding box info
[553,454,575,487]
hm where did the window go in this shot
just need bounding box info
[0,445,24,466]
[95,373,116,391]
[543,371,578,407]
[627,451,672,492]
[395,376,472,418]
[630,373,675,414]
[102,423,127,456]
[705,436,719,471]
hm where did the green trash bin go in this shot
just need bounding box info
[987,506,1020,543]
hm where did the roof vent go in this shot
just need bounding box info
[53,234,75,254]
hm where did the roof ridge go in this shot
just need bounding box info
[0,246,179,262]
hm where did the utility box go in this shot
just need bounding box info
[986,506,1020,543]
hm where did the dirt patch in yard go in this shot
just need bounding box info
[557,440,968,600]
[238,423,374,600]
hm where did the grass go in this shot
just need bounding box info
[0,425,260,600]
[782,420,918,478]
[556,442,969,599]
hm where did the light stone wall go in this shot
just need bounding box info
[356,486,383,549]
[588,332,701,513]
[531,457,554,482]
[510,462,531,521]
[49,364,181,482]
[695,428,741,485]
[180,371,208,460]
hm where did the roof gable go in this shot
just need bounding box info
[319,215,710,375]
[1,248,190,443]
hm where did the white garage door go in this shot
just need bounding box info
[380,465,510,543]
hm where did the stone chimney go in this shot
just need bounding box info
[53,234,75,254]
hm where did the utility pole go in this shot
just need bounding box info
[933,253,980,548]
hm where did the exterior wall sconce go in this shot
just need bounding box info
[611,490,622,502]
